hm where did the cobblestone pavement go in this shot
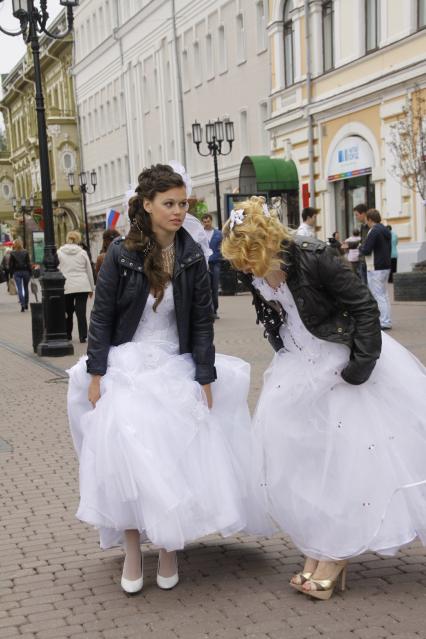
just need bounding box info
[0,283,425,639]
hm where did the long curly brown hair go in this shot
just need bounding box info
[125,164,185,309]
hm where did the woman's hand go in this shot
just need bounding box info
[88,375,102,407]
[202,384,213,409]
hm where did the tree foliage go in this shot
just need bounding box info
[388,90,426,201]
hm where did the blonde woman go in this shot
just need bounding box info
[222,196,426,601]
[58,231,95,343]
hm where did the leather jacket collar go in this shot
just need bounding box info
[117,227,203,276]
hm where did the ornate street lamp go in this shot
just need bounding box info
[0,0,79,357]
[12,194,35,250]
[68,169,97,264]
[191,117,235,229]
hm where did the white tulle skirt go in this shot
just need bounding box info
[67,341,253,550]
[252,332,426,560]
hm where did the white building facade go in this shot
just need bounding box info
[72,0,271,251]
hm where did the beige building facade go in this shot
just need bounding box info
[0,10,82,255]
[268,0,426,271]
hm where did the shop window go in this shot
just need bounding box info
[322,0,334,72]
[283,0,294,87]
[365,0,380,52]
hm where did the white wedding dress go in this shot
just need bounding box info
[67,284,252,551]
[252,277,426,560]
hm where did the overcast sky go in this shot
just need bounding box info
[0,0,64,75]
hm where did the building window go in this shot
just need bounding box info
[218,25,227,73]
[206,33,214,78]
[154,68,159,107]
[365,0,379,52]
[143,75,150,113]
[240,110,248,156]
[236,13,246,64]
[419,0,426,28]
[193,41,202,86]
[182,48,190,91]
[283,0,294,87]
[322,1,334,72]
[2,182,11,199]
[62,152,74,172]
[256,0,267,51]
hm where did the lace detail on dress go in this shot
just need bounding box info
[252,277,323,360]
[132,284,179,351]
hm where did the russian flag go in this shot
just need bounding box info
[107,209,120,229]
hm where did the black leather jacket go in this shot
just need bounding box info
[240,236,382,385]
[9,249,31,274]
[86,228,216,384]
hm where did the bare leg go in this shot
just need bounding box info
[123,529,142,581]
[158,549,177,578]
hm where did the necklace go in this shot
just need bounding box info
[161,240,176,276]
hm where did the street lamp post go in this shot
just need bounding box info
[191,118,235,229]
[67,170,97,264]
[0,0,79,357]
[12,194,35,249]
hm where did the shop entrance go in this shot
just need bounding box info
[334,174,375,239]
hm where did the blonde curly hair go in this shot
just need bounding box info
[222,196,292,276]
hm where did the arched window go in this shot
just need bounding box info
[322,1,334,72]
[283,0,294,87]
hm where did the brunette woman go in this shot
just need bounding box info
[95,228,121,276]
[67,165,251,594]
[9,238,32,311]
[222,196,426,601]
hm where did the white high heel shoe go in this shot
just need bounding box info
[121,558,143,594]
[156,553,179,590]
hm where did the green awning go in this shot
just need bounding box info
[239,155,299,193]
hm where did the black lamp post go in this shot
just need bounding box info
[12,194,35,249]
[0,0,79,357]
[67,169,97,264]
[191,118,235,229]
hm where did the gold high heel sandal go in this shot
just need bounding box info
[290,571,314,592]
[302,562,347,601]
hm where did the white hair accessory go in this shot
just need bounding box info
[229,208,245,230]
[168,160,193,197]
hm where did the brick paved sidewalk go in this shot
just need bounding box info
[1,283,426,639]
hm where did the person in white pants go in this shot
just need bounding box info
[359,209,392,330]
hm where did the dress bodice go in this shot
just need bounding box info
[252,277,326,359]
[132,283,179,348]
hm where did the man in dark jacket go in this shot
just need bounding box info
[353,203,369,283]
[359,209,392,330]
[202,213,222,319]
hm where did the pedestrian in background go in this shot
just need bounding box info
[58,230,95,343]
[95,228,121,277]
[222,195,426,602]
[296,207,319,237]
[387,224,398,283]
[9,238,32,312]
[1,248,12,287]
[343,228,361,275]
[353,204,369,283]
[201,212,222,319]
[359,209,392,330]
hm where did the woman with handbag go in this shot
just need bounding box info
[67,164,252,594]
